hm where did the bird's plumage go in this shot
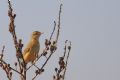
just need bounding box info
[23,31,42,64]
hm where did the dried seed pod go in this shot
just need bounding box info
[53,41,56,45]
[48,41,51,45]
[45,39,49,46]
[19,39,23,48]
[55,68,58,72]
[60,75,63,78]
[13,14,16,19]
[47,47,49,50]
[41,69,44,72]
[50,45,56,53]
[53,75,56,79]
[10,72,12,77]
[19,39,22,43]
[7,64,10,67]
[35,70,39,75]
[14,62,17,66]
[68,46,71,50]
[43,51,47,56]
[59,60,65,69]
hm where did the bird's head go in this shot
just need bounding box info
[31,31,43,40]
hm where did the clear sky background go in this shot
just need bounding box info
[0,0,120,80]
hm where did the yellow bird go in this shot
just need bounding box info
[23,31,43,64]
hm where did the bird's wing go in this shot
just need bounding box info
[23,40,39,55]
[23,41,33,56]
[24,48,30,54]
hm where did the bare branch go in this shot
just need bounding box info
[56,4,62,43]
[0,58,24,77]
[63,41,71,80]
[7,0,26,80]
[53,41,72,80]
[50,21,56,41]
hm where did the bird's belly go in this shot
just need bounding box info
[24,52,36,63]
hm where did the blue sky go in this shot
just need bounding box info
[0,0,120,80]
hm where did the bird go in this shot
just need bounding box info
[23,31,43,64]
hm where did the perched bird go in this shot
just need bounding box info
[23,31,43,64]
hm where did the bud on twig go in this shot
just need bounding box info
[14,62,17,66]
[55,68,58,72]
[43,51,47,56]
[68,46,71,50]
[10,72,12,78]
[45,39,49,46]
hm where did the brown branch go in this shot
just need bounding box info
[1,45,5,54]
[53,41,72,80]
[0,45,24,79]
[8,0,17,46]
[62,41,71,80]
[50,21,56,41]
[55,4,62,43]
[53,41,67,80]
[32,51,55,80]
[7,0,26,80]
[0,46,11,80]
[63,40,68,58]
[0,58,24,77]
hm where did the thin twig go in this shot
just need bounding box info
[63,41,71,80]
[7,0,26,80]
[50,21,56,41]
[53,41,72,80]
[63,40,68,58]
[32,51,55,80]
[0,46,11,80]
[0,59,24,77]
[56,4,62,43]
[1,45,5,54]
